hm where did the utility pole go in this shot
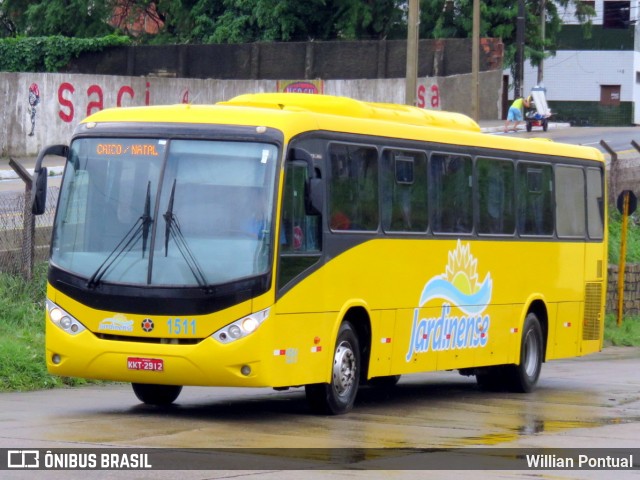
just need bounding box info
[537,0,546,85]
[515,0,525,97]
[471,0,480,120]
[405,0,419,106]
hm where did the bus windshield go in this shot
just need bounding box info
[51,137,279,287]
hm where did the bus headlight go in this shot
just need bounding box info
[242,317,259,333]
[213,308,270,344]
[46,299,86,336]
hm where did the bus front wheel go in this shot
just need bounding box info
[305,321,361,415]
[132,383,182,405]
[506,313,543,392]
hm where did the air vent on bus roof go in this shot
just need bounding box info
[220,93,481,133]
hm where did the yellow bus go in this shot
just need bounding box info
[33,93,607,414]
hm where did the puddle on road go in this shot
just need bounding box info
[456,415,640,447]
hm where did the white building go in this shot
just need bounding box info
[520,0,639,125]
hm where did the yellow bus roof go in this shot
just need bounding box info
[219,93,482,132]
[82,93,604,163]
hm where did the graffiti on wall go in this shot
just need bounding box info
[57,81,154,123]
[4,71,501,157]
[28,83,41,136]
[416,82,440,110]
[277,80,324,94]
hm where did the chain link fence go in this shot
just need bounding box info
[0,186,58,277]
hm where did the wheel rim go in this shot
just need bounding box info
[523,330,540,378]
[332,340,357,397]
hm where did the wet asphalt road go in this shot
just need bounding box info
[0,346,638,479]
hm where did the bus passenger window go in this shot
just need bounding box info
[586,168,604,239]
[555,165,586,238]
[329,143,379,231]
[477,158,515,235]
[381,149,428,233]
[430,153,472,233]
[517,164,554,236]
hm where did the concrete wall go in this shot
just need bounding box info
[0,70,503,158]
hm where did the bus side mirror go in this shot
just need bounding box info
[289,148,322,216]
[31,144,69,215]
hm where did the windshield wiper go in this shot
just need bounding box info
[141,182,152,256]
[163,180,208,287]
[87,182,153,288]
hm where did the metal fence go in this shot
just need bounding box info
[0,187,58,277]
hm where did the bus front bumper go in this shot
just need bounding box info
[46,322,274,388]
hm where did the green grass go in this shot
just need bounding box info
[606,208,640,346]
[0,263,91,391]
[608,208,640,264]
[604,314,640,346]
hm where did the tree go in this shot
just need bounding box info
[419,0,595,72]
[0,0,116,37]
[0,0,595,62]
[148,0,406,43]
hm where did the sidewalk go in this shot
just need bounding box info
[0,120,570,181]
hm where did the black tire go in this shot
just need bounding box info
[526,122,532,132]
[542,119,549,132]
[132,383,182,405]
[368,375,401,388]
[305,321,361,415]
[505,313,543,393]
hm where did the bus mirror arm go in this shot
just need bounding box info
[289,148,314,175]
[31,144,69,215]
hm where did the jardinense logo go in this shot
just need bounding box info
[406,240,493,361]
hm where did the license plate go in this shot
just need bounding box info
[127,357,164,372]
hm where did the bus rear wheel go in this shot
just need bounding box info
[476,313,543,392]
[305,321,360,415]
[505,313,543,392]
[132,383,182,405]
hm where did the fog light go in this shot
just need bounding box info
[240,365,251,376]
[52,354,61,365]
